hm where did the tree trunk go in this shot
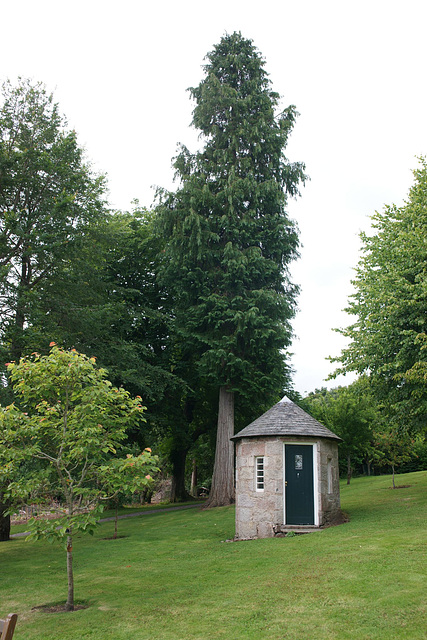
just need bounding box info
[141,487,152,504]
[0,493,11,542]
[10,259,30,363]
[1,277,27,540]
[190,459,198,497]
[1,272,28,540]
[170,446,191,502]
[347,454,352,485]
[66,534,74,611]
[392,464,396,489]
[114,501,118,539]
[205,386,235,508]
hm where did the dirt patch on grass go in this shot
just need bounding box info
[32,601,89,613]
[389,485,411,489]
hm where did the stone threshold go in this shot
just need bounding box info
[273,524,323,536]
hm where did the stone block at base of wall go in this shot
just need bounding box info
[256,521,275,538]
[235,521,257,540]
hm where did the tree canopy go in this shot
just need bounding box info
[302,380,376,483]
[332,159,427,433]
[0,78,107,365]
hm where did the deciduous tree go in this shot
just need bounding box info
[375,428,413,488]
[99,450,159,538]
[0,346,156,610]
[0,78,107,364]
[303,380,376,483]
[0,78,108,537]
[332,159,427,432]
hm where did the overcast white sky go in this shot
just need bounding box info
[2,0,426,395]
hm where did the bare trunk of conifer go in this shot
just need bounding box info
[66,533,74,611]
[205,387,235,508]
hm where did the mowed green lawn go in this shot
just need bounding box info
[2,471,426,640]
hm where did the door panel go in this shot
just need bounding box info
[285,444,314,525]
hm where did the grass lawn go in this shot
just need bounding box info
[1,471,426,639]
[9,500,203,535]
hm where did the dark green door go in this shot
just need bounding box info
[285,444,315,525]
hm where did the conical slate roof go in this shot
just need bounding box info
[231,396,341,441]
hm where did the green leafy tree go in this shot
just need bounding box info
[332,159,427,432]
[303,380,376,484]
[47,205,180,411]
[99,449,159,538]
[375,428,413,488]
[157,377,219,502]
[403,333,427,387]
[157,33,305,506]
[94,207,196,499]
[0,346,156,611]
[0,78,107,363]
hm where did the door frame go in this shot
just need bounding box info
[283,442,319,526]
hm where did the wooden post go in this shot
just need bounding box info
[0,613,18,640]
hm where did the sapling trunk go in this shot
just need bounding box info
[114,500,118,539]
[66,533,74,611]
[65,491,74,610]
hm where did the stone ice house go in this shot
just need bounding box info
[231,396,342,539]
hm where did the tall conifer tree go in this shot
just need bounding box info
[158,33,305,506]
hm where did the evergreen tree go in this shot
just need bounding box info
[158,33,305,506]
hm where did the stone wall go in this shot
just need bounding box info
[234,436,341,539]
[317,438,341,526]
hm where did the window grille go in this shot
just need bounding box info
[255,456,265,491]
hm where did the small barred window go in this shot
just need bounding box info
[255,456,265,491]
